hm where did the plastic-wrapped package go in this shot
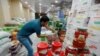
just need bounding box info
[0,31,15,56]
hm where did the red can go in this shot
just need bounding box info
[73,39,85,48]
[65,46,78,56]
[52,41,62,53]
[74,28,88,40]
[79,49,90,56]
[52,41,65,56]
[37,42,48,52]
[73,28,88,48]
[35,42,48,56]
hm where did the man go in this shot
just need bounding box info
[17,16,52,56]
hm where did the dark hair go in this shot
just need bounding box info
[40,16,49,22]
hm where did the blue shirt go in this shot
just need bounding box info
[17,19,41,37]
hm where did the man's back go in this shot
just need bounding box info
[17,19,41,37]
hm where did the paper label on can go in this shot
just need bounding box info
[55,48,61,52]
[54,54,59,56]
[78,35,85,40]
[39,50,47,54]
[67,53,73,56]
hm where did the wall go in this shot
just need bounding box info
[23,6,35,20]
[9,0,24,18]
[0,0,4,27]
[31,12,35,20]
[0,0,35,27]
[23,7,30,20]
[1,0,11,23]
[0,0,11,26]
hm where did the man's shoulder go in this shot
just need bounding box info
[29,19,40,26]
[27,19,38,24]
[31,19,40,22]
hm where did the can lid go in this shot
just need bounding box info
[37,42,48,49]
[52,41,62,47]
[77,26,87,30]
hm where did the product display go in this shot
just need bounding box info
[0,0,100,56]
[73,28,88,48]
[65,46,78,56]
[34,42,49,56]
[51,41,65,56]
[35,41,65,56]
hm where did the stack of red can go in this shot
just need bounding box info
[34,41,65,56]
[34,28,90,56]
[73,28,88,48]
[51,41,65,56]
[65,46,78,56]
[34,42,49,56]
[72,28,90,56]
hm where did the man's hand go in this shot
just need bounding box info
[45,25,55,33]
[37,34,40,38]
[37,34,48,38]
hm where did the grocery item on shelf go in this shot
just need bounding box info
[34,41,65,56]
[0,31,11,45]
[57,30,66,43]
[9,29,23,56]
[40,27,56,42]
[0,31,11,56]
[51,41,65,56]
[34,42,49,56]
[73,27,88,48]
[65,46,78,56]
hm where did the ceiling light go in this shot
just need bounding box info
[55,0,58,3]
[25,1,28,4]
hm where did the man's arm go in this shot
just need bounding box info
[45,25,55,33]
[37,34,47,38]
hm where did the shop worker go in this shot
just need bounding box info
[17,16,52,56]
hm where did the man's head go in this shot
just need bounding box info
[40,16,49,27]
